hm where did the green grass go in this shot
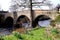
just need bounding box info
[3,35,19,40]
[1,28,52,40]
[51,28,60,39]
[1,27,58,40]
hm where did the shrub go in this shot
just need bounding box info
[55,15,60,23]
[13,32,23,39]
[51,28,60,38]
[51,29,60,35]
[0,36,4,40]
[50,20,56,27]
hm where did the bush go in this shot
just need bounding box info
[13,32,23,39]
[51,29,60,35]
[51,28,60,38]
[0,36,4,40]
[2,28,56,40]
[55,15,60,23]
[50,20,56,27]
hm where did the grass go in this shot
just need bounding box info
[1,27,60,40]
[3,35,19,40]
[51,28,60,40]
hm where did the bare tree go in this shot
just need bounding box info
[29,0,52,27]
[56,4,60,11]
[32,0,52,10]
[9,0,52,11]
[10,0,30,11]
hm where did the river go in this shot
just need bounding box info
[38,19,50,27]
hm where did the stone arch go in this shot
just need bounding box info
[33,15,51,28]
[15,15,30,29]
[4,17,14,29]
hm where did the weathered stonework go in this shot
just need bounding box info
[0,10,59,28]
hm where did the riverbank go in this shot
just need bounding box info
[0,27,60,40]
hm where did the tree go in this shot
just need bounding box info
[29,0,52,27]
[9,0,52,12]
[9,0,30,11]
[56,4,60,13]
[32,0,52,8]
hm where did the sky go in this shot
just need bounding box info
[0,0,60,11]
[51,0,60,6]
[0,0,11,11]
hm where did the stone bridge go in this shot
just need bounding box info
[0,10,58,28]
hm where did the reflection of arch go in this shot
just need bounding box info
[33,15,50,28]
[15,15,30,28]
[4,17,13,28]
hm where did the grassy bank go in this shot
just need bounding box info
[0,27,60,40]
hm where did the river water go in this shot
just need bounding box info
[22,23,29,28]
[21,19,51,28]
[0,28,12,36]
[0,19,50,36]
[22,19,50,28]
[38,19,50,27]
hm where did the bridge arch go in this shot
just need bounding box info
[15,15,30,29]
[0,14,5,27]
[4,17,14,29]
[33,15,51,28]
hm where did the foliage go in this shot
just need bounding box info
[56,4,60,11]
[50,20,56,27]
[51,28,60,39]
[3,35,20,40]
[55,15,60,23]
[1,27,60,40]
[10,0,52,11]
[51,29,60,35]
[3,27,53,40]
[13,32,23,39]
[0,36,4,40]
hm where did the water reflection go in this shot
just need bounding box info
[0,28,12,36]
[38,19,50,27]
[22,23,29,28]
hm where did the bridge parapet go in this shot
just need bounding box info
[33,10,58,20]
[4,12,14,19]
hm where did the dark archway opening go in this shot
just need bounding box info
[33,15,51,28]
[0,14,4,28]
[4,17,13,30]
[15,15,30,29]
[0,17,13,35]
